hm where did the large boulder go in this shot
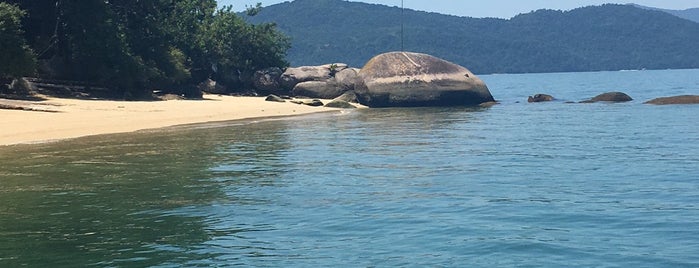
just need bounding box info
[280,63,348,90]
[645,95,699,105]
[581,92,633,103]
[355,52,494,107]
[253,67,283,94]
[334,68,359,92]
[292,81,346,99]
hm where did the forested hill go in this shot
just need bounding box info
[245,0,699,74]
[633,4,699,23]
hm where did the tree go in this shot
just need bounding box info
[55,1,154,96]
[162,0,218,83]
[203,6,291,88]
[0,2,36,81]
[2,0,292,96]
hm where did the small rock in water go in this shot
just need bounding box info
[581,92,633,103]
[528,94,555,103]
[644,95,699,105]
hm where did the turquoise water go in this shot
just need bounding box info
[1,69,698,267]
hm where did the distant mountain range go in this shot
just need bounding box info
[632,4,699,23]
[245,0,699,74]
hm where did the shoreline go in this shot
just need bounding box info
[0,94,346,146]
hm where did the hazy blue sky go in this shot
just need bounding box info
[219,0,699,18]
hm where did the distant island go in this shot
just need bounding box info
[246,0,699,74]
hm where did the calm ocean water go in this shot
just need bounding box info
[1,69,698,267]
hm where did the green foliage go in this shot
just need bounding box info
[167,47,192,84]
[58,1,148,94]
[0,2,36,79]
[3,0,290,96]
[247,0,699,74]
[204,6,290,87]
[245,3,263,17]
[162,0,217,83]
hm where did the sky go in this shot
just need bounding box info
[220,0,699,18]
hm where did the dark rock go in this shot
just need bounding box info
[581,92,633,103]
[253,67,284,94]
[301,99,324,107]
[333,90,359,103]
[290,99,324,106]
[355,52,494,107]
[644,95,699,105]
[265,94,286,102]
[324,100,357,109]
[292,81,346,99]
[198,78,227,94]
[182,85,203,99]
[528,94,555,103]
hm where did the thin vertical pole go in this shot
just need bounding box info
[401,0,404,51]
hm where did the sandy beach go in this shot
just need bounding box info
[0,95,344,146]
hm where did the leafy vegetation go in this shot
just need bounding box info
[1,0,290,97]
[202,6,291,88]
[0,2,36,81]
[246,0,699,74]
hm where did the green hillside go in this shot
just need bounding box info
[246,0,699,74]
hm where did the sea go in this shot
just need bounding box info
[1,69,698,267]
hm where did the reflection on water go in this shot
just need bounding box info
[0,119,294,267]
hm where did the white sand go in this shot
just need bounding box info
[0,95,344,146]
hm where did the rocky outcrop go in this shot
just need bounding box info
[528,94,555,103]
[645,95,699,105]
[280,64,347,90]
[292,81,346,99]
[581,92,633,103]
[284,65,358,99]
[253,67,284,94]
[354,52,494,107]
[334,68,359,92]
